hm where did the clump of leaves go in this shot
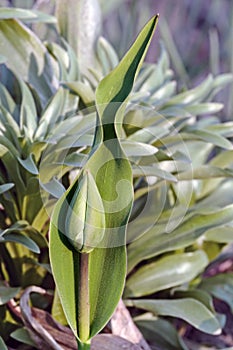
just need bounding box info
[0,1,233,350]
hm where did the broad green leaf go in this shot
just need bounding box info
[135,314,189,350]
[0,282,20,305]
[173,289,216,314]
[199,273,233,313]
[0,19,58,106]
[127,204,233,271]
[50,15,159,344]
[126,298,221,335]
[125,251,208,297]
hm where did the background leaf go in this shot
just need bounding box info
[125,251,208,297]
[0,19,58,106]
[126,298,221,335]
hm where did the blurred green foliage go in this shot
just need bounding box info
[0,1,232,349]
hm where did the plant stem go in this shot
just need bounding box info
[77,339,91,350]
[78,253,90,342]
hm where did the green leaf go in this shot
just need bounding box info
[178,165,233,181]
[18,80,38,139]
[35,88,66,139]
[40,178,66,199]
[127,204,233,271]
[0,232,40,254]
[51,288,67,326]
[132,164,178,182]
[0,82,16,114]
[0,19,58,106]
[96,36,119,74]
[122,140,158,157]
[125,251,208,297]
[128,124,169,144]
[199,273,233,313]
[186,129,233,150]
[0,336,8,350]
[64,82,95,106]
[167,75,213,105]
[0,282,20,305]
[0,8,56,23]
[135,314,189,350]
[47,41,79,81]
[18,154,38,175]
[10,328,36,347]
[50,15,159,344]
[0,183,14,195]
[0,105,21,141]
[173,289,217,314]
[185,102,223,115]
[204,226,233,243]
[96,17,159,111]
[126,298,221,335]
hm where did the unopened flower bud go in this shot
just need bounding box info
[64,170,105,253]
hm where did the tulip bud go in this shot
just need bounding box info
[64,170,105,253]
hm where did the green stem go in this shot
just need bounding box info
[78,253,90,342]
[77,339,91,350]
